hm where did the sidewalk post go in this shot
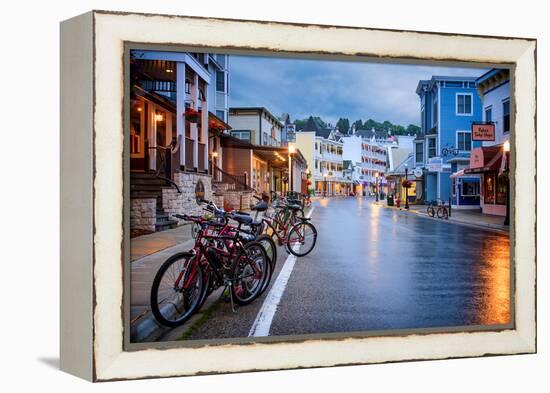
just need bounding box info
[448,196,451,217]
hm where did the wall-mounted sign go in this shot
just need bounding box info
[426,157,442,172]
[472,123,496,141]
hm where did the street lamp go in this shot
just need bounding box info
[503,140,510,226]
[375,172,379,202]
[288,144,296,194]
[323,172,328,197]
[404,163,409,210]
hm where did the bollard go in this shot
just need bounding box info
[448,197,452,217]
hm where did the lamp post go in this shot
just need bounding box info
[323,172,328,197]
[503,140,510,226]
[404,164,409,210]
[288,144,296,195]
[375,172,379,202]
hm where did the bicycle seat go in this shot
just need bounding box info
[251,201,268,212]
[288,203,302,211]
[231,213,253,225]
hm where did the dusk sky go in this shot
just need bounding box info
[228,55,488,127]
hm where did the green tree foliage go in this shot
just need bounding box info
[294,115,419,135]
[336,118,350,133]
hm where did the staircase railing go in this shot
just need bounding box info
[211,164,254,192]
[148,140,182,193]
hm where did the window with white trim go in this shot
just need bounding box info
[456,94,473,115]
[415,142,424,164]
[215,71,225,92]
[427,138,436,158]
[432,98,438,125]
[457,131,472,151]
[485,106,492,123]
[462,180,480,196]
[503,99,510,133]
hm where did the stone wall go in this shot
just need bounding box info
[130,198,156,232]
[223,190,253,211]
[162,172,213,223]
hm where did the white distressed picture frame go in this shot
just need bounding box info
[60,10,536,381]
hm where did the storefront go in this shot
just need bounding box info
[450,170,481,209]
[464,145,508,216]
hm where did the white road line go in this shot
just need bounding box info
[248,206,315,337]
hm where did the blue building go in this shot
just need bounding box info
[414,76,483,206]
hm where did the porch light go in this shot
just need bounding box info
[155,112,163,122]
[136,106,142,112]
[166,69,174,73]
[288,145,296,154]
[211,151,218,158]
[503,140,510,152]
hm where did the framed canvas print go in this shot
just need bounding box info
[60,10,537,381]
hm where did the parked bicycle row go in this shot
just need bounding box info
[150,195,317,328]
[427,199,451,219]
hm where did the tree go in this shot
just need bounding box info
[336,118,350,133]
[406,124,421,135]
[352,120,363,131]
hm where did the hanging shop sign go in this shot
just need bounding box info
[472,122,496,141]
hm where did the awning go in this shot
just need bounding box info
[451,169,481,179]
[464,146,503,174]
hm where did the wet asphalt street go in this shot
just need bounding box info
[182,196,510,341]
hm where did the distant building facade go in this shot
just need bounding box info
[414,76,483,205]
[228,107,284,147]
[463,69,511,216]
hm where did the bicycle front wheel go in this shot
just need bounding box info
[427,206,435,217]
[256,234,277,294]
[286,221,317,257]
[230,242,269,305]
[150,253,204,327]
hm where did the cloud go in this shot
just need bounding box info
[228,55,487,127]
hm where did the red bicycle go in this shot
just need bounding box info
[150,207,270,327]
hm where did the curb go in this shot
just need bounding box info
[403,207,509,234]
[374,202,509,234]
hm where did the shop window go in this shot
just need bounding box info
[496,175,507,204]
[484,174,496,204]
[462,180,480,196]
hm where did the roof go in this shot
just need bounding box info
[416,75,480,95]
[355,129,389,140]
[343,160,353,170]
[388,147,413,170]
[387,153,415,177]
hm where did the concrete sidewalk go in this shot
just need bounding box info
[130,229,196,342]
[378,202,509,233]
[131,224,193,262]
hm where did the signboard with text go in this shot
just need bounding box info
[472,123,496,141]
[427,157,442,172]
